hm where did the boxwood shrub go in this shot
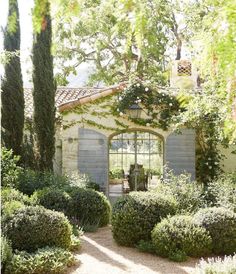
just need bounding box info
[32,187,71,214]
[151,215,212,261]
[112,192,177,246]
[5,247,76,274]
[67,187,111,228]
[193,207,236,255]
[2,206,72,252]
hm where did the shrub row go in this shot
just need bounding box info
[112,191,236,260]
[33,186,111,229]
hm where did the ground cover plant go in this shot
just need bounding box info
[4,247,76,274]
[195,254,236,274]
[112,191,177,246]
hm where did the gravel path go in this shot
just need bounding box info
[68,226,199,274]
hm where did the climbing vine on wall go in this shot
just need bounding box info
[112,82,185,130]
[61,81,229,184]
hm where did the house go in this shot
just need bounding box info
[24,60,236,200]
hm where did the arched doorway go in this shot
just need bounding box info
[109,130,164,198]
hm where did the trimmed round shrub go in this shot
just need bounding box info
[1,236,13,272]
[32,187,71,214]
[2,206,72,252]
[67,187,111,227]
[193,207,236,255]
[112,192,177,246]
[151,215,212,260]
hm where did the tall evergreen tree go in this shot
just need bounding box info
[32,0,56,171]
[1,0,24,156]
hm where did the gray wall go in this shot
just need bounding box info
[165,129,196,179]
[78,128,108,192]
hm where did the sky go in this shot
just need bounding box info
[0,0,91,87]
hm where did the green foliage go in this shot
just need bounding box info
[136,240,156,254]
[151,215,212,260]
[1,147,22,188]
[176,91,226,184]
[168,250,187,262]
[5,247,76,274]
[32,187,71,214]
[195,254,236,274]
[1,236,13,272]
[1,0,24,157]
[2,206,72,252]
[204,173,236,212]
[86,182,100,191]
[113,83,184,130]
[112,192,177,246]
[193,207,236,255]
[2,200,25,218]
[153,170,205,213]
[1,187,33,217]
[67,187,111,229]
[1,187,32,205]
[17,169,71,195]
[53,0,179,85]
[32,0,56,171]
[184,0,236,142]
[17,169,99,196]
[70,235,81,252]
[109,168,124,179]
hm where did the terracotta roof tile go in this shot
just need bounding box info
[24,84,126,117]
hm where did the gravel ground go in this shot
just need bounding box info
[68,226,200,274]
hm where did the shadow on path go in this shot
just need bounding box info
[68,226,199,274]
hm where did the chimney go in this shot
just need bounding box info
[169,60,199,89]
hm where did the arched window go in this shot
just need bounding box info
[109,130,163,191]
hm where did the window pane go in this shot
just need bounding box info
[123,153,135,174]
[110,153,122,169]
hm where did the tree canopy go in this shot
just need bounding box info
[53,0,184,85]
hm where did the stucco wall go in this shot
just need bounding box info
[219,145,236,172]
[53,99,236,194]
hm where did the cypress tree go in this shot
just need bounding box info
[32,0,56,171]
[1,0,24,156]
